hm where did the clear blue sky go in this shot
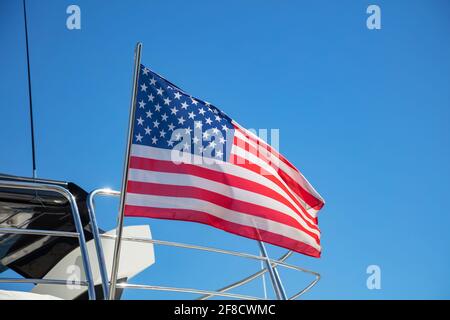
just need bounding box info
[1,0,449,299]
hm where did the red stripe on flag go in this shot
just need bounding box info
[233,135,324,212]
[127,180,320,244]
[230,154,319,224]
[129,155,319,230]
[234,125,324,207]
[124,204,321,258]
[234,125,297,171]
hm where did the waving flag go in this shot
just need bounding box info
[123,65,325,257]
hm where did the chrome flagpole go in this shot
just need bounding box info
[108,42,142,300]
[257,240,288,300]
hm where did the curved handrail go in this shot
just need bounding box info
[0,180,96,300]
[102,234,319,276]
[0,278,88,286]
[198,251,293,300]
[87,188,121,299]
[100,233,320,299]
[88,187,321,300]
[116,283,261,300]
[0,227,79,238]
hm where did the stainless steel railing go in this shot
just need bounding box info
[88,188,320,300]
[87,188,120,299]
[0,180,96,300]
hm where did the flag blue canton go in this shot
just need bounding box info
[133,65,235,161]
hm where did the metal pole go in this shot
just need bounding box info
[273,262,288,299]
[260,251,268,300]
[87,189,120,299]
[22,0,37,179]
[257,241,287,300]
[108,42,142,300]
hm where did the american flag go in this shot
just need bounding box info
[124,64,325,257]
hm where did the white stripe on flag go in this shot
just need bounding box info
[128,168,320,237]
[125,192,321,251]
